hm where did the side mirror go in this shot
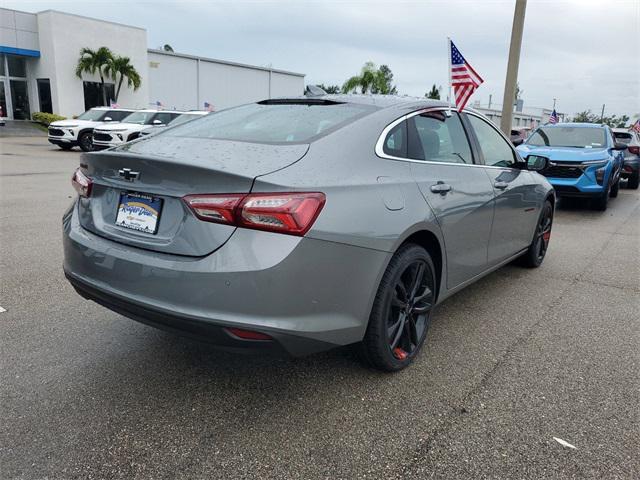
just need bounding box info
[103,116,113,122]
[613,141,628,150]
[526,155,550,172]
[512,137,524,147]
[152,119,163,125]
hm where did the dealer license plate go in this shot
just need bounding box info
[115,192,162,234]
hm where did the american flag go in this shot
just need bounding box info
[109,101,119,109]
[548,109,559,124]
[155,100,163,108]
[204,101,214,112]
[450,40,484,111]
[630,119,640,133]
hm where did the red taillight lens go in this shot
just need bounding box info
[182,192,325,236]
[225,327,273,341]
[628,146,639,155]
[182,194,244,224]
[71,168,92,197]
[238,193,326,235]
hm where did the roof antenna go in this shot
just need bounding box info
[305,85,327,97]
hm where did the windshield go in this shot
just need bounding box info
[527,126,607,148]
[122,111,156,125]
[165,102,375,144]
[77,109,108,121]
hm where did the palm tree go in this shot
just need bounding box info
[342,62,397,95]
[75,47,113,106]
[105,55,141,102]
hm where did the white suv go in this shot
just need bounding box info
[92,110,183,149]
[48,107,135,151]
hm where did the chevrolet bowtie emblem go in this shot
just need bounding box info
[118,168,140,181]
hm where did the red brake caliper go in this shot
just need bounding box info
[393,348,408,360]
[543,231,551,242]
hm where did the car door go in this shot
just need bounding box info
[463,113,540,265]
[402,109,495,289]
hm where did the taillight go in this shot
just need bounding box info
[628,146,639,155]
[182,192,325,236]
[71,168,92,197]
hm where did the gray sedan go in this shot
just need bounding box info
[63,95,555,371]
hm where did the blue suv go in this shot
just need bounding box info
[516,123,626,210]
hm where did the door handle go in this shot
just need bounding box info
[430,182,452,194]
[494,181,509,190]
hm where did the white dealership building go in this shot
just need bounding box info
[0,8,305,119]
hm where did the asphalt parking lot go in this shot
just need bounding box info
[1,134,638,479]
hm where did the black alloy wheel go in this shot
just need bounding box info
[519,200,553,268]
[360,244,436,371]
[79,132,94,152]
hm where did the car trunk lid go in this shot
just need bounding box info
[78,136,309,256]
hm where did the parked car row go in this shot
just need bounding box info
[515,123,634,211]
[47,107,209,152]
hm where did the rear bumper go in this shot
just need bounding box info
[62,200,389,356]
[622,157,639,178]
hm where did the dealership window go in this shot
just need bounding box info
[7,56,26,77]
[83,81,115,110]
[37,79,53,114]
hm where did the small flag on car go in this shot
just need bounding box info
[548,109,559,124]
[449,39,484,111]
[109,101,119,109]
[630,119,640,133]
[155,100,163,109]
[204,101,214,112]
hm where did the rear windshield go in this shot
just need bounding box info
[527,126,607,148]
[613,132,632,143]
[164,102,375,144]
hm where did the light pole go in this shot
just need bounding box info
[500,0,528,135]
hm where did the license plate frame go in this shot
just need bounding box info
[115,192,163,235]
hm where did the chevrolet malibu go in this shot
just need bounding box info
[63,95,555,371]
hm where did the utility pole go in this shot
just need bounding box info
[600,104,605,123]
[500,0,527,135]
[488,94,492,109]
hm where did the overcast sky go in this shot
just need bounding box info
[8,0,640,117]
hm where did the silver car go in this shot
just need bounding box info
[63,95,555,371]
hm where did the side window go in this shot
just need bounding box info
[109,111,130,121]
[153,112,176,125]
[467,115,516,167]
[383,120,407,158]
[407,111,473,164]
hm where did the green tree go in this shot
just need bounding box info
[571,110,630,127]
[75,47,114,106]
[342,62,397,95]
[315,84,340,94]
[105,55,141,102]
[425,84,441,100]
[163,44,174,52]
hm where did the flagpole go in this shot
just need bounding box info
[447,36,452,114]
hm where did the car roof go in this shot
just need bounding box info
[544,122,607,129]
[612,127,634,133]
[269,94,449,110]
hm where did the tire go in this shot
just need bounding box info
[610,178,619,198]
[359,244,436,372]
[628,172,639,190]
[591,184,610,211]
[519,200,553,268]
[58,144,73,151]
[79,131,93,152]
